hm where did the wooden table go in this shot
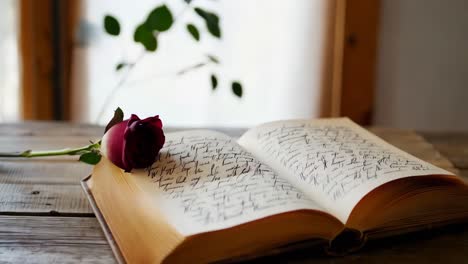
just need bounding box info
[1,122,467,263]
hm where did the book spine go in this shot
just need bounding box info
[325,228,366,256]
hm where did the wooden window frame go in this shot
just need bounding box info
[331,0,380,125]
[20,0,78,120]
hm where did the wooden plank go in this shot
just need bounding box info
[0,122,103,136]
[0,160,89,184]
[0,216,106,244]
[0,183,91,214]
[423,132,468,169]
[0,216,468,263]
[0,136,101,152]
[0,245,115,264]
[0,216,114,263]
[0,134,94,214]
[0,160,92,214]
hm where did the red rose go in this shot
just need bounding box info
[101,114,165,172]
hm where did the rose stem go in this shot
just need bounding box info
[0,142,101,158]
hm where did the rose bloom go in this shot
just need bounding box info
[101,114,165,172]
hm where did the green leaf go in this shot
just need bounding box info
[186,24,200,41]
[105,107,124,133]
[134,24,158,51]
[134,24,147,42]
[145,5,173,32]
[79,152,102,165]
[210,74,218,90]
[104,15,120,36]
[206,54,219,64]
[115,62,127,71]
[194,7,221,38]
[232,81,243,98]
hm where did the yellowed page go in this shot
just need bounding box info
[130,130,327,236]
[237,118,453,223]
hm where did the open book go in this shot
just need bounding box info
[85,118,468,263]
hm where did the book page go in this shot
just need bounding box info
[130,130,326,236]
[238,118,453,223]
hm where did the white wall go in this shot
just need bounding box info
[374,0,468,132]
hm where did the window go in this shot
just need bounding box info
[3,1,381,127]
[0,0,19,121]
[72,0,339,127]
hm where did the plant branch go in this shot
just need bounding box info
[95,1,195,124]
[122,58,217,87]
[176,59,215,76]
[95,52,145,123]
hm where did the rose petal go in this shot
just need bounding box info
[102,114,165,172]
[101,120,128,170]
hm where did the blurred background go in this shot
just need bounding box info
[0,0,467,131]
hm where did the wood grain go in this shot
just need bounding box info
[0,216,467,264]
[0,169,91,214]
[423,132,468,169]
[0,140,93,214]
[0,216,114,263]
[0,136,100,152]
[0,245,114,264]
[0,122,103,136]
